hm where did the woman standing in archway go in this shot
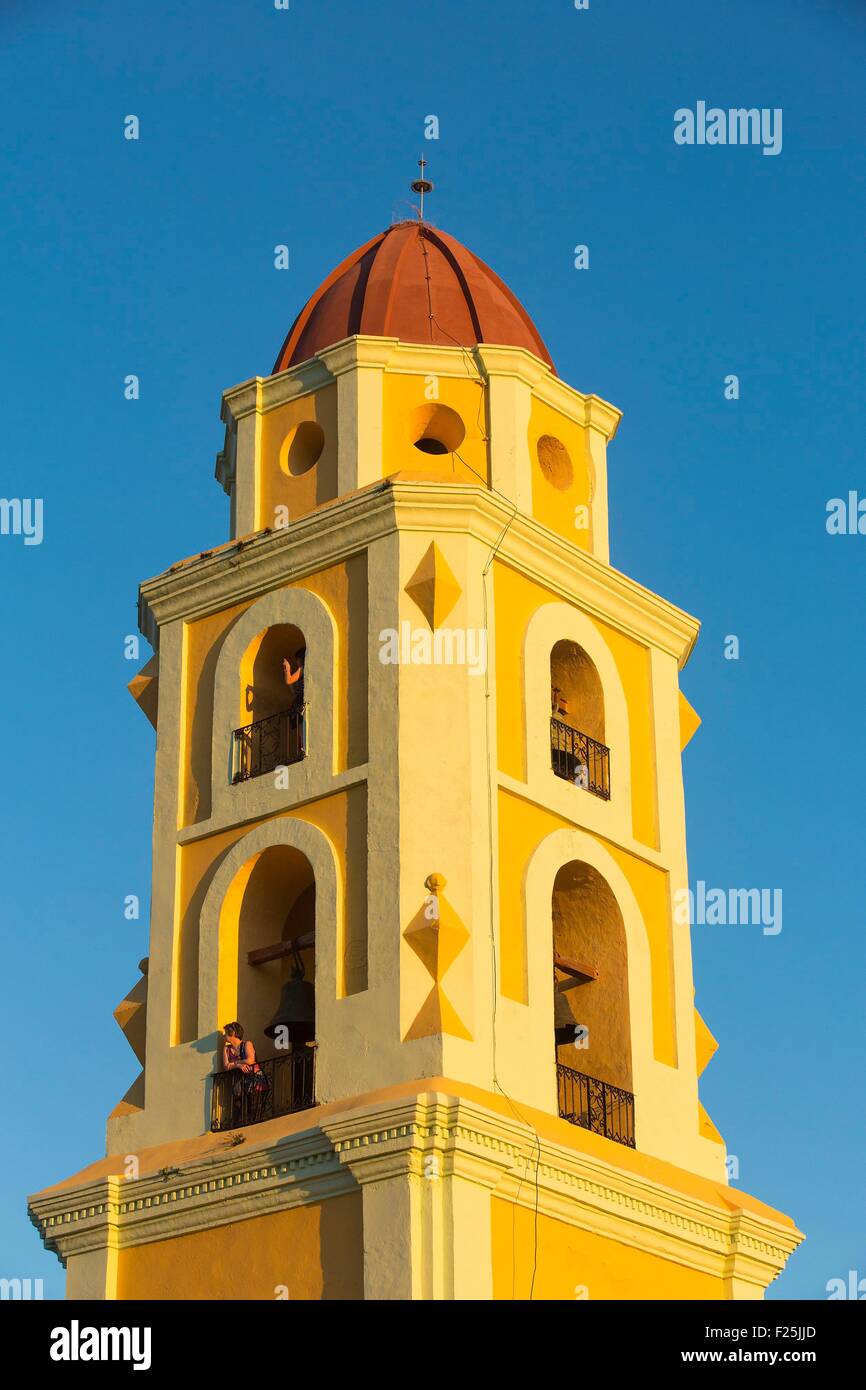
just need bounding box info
[222,1022,269,1125]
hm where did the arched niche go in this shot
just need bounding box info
[241,622,306,725]
[523,601,632,836]
[209,585,338,825]
[522,825,660,1131]
[552,859,632,1092]
[234,844,316,1056]
[550,639,605,743]
[197,816,340,1044]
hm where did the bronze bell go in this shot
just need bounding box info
[264,972,315,1043]
[554,980,580,1046]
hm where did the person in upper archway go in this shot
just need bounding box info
[283,648,305,708]
[282,647,306,758]
[222,1022,269,1125]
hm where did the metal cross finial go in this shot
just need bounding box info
[410,157,434,221]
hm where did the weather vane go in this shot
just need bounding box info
[410,157,434,221]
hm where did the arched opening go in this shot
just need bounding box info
[408,402,466,456]
[246,623,305,723]
[552,860,634,1145]
[232,623,306,782]
[280,420,325,476]
[237,845,315,1042]
[550,639,604,741]
[549,639,610,798]
[213,844,317,1131]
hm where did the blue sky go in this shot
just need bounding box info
[1,0,863,1299]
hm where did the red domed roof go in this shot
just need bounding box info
[273,221,554,374]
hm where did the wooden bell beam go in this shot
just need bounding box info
[247,941,298,967]
[248,928,315,967]
[553,952,599,989]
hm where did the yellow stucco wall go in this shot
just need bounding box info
[117,1193,363,1300]
[491,1197,724,1300]
[257,383,339,527]
[382,373,489,482]
[593,615,658,850]
[528,395,593,551]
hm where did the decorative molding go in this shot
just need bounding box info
[29,1130,349,1264]
[317,336,399,378]
[229,338,623,443]
[322,1094,800,1288]
[29,1091,801,1292]
[176,764,369,846]
[138,482,699,668]
[220,376,260,422]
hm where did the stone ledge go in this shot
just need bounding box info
[30,1083,802,1293]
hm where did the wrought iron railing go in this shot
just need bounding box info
[556,1062,635,1148]
[210,1047,316,1132]
[550,717,610,800]
[231,705,305,784]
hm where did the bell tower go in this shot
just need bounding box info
[29,203,802,1301]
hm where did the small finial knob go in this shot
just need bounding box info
[410,158,434,219]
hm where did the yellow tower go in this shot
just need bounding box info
[29,215,802,1301]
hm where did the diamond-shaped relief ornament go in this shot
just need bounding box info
[403,874,472,1041]
[403,874,469,981]
[404,986,472,1042]
[404,542,462,630]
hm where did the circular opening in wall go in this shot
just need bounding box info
[282,420,325,476]
[537,434,573,491]
[408,403,465,457]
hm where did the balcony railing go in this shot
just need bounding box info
[550,716,610,800]
[556,1062,635,1148]
[231,705,305,784]
[210,1047,316,1132]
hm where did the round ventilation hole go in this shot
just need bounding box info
[282,420,325,476]
[408,403,465,456]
